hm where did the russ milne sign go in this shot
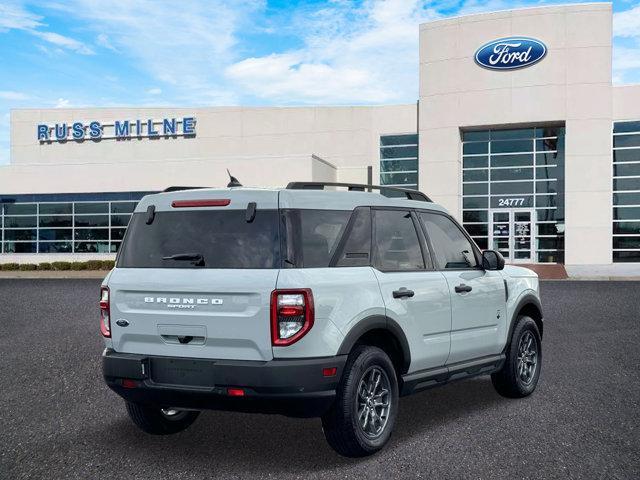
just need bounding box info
[475,37,546,70]
[37,117,196,142]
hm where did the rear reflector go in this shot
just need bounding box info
[323,367,337,377]
[121,379,139,389]
[227,388,245,397]
[171,199,230,208]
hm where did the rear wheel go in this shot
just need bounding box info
[321,345,399,457]
[492,315,542,398]
[125,402,200,435]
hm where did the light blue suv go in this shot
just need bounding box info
[101,182,543,457]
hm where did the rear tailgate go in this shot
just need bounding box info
[108,268,277,361]
[107,189,280,361]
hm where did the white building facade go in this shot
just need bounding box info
[2,3,639,275]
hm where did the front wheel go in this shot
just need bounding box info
[492,315,542,398]
[321,345,399,457]
[126,402,200,435]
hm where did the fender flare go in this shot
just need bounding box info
[507,292,544,344]
[337,315,412,373]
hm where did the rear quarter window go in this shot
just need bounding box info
[283,209,351,268]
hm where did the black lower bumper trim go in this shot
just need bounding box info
[103,349,347,418]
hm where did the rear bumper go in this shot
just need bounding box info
[102,349,347,418]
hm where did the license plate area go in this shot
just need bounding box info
[150,358,214,387]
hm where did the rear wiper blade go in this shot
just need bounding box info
[162,253,205,266]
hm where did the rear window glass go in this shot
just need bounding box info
[283,209,351,268]
[117,209,280,269]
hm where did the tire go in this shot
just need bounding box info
[321,345,399,457]
[492,315,542,398]
[125,402,200,435]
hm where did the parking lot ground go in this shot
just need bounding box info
[1,279,639,479]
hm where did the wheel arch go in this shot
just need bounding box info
[507,293,544,345]
[337,315,411,375]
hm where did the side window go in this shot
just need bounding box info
[283,209,351,267]
[419,212,478,269]
[335,207,371,267]
[373,210,425,271]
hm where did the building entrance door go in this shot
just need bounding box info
[489,209,535,263]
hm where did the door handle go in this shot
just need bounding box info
[454,284,473,293]
[393,288,415,299]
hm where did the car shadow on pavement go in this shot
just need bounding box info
[85,377,508,476]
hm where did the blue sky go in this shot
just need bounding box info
[1,0,639,165]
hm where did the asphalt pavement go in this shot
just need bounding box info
[0,279,638,479]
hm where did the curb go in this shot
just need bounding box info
[0,271,108,279]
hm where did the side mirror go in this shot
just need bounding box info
[482,250,505,270]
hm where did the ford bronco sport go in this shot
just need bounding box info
[101,182,543,457]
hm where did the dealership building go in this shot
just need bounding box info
[2,3,639,276]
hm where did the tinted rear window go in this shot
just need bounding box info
[117,209,280,269]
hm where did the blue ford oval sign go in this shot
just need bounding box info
[475,37,547,70]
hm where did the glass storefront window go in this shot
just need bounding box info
[380,134,418,189]
[3,216,37,228]
[0,197,142,254]
[39,203,72,215]
[463,169,488,182]
[39,242,73,253]
[111,202,137,214]
[39,229,73,241]
[74,228,109,240]
[39,216,72,228]
[4,204,36,215]
[75,202,109,214]
[613,121,640,263]
[4,229,37,241]
[75,242,110,253]
[110,215,131,227]
[111,228,127,241]
[74,215,109,227]
[3,242,37,253]
[462,125,565,263]
[463,156,488,168]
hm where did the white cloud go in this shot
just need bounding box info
[0,3,42,31]
[0,90,30,100]
[146,88,162,95]
[0,2,94,55]
[226,0,440,104]
[31,30,94,55]
[613,5,640,85]
[96,32,117,51]
[54,98,70,108]
[45,0,260,103]
[613,5,640,38]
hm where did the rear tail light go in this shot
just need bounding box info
[100,286,111,337]
[270,289,314,346]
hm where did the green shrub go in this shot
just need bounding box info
[1,263,20,271]
[70,262,87,271]
[19,263,38,271]
[100,260,115,270]
[51,261,71,271]
[38,262,52,270]
[85,260,103,271]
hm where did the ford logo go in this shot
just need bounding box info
[475,37,547,70]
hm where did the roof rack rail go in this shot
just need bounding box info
[163,186,209,192]
[285,182,432,202]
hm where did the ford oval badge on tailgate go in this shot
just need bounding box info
[475,37,546,70]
